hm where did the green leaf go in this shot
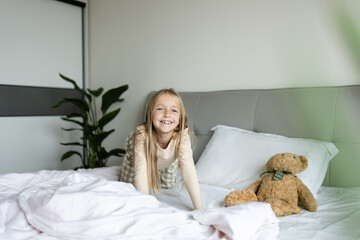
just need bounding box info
[98,108,120,130]
[60,142,85,147]
[101,85,128,114]
[82,124,97,136]
[63,98,90,113]
[98,147,109,161]
[52,97,89,114]
[94,129,115,145]
[61,127,83,132]
[59,73,81,90]
[61,151,82,162]
[61,117,83,127]
[66,112,82,118]
[59,73,91,100]
[88,87,104,97]
[108,148,126,157]
[52,99,67,109]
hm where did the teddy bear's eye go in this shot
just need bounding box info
[293,156,296,159]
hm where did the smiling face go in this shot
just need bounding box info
[152,93,181,137]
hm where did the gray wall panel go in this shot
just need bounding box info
[0,85,82,116]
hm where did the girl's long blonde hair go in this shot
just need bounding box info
[136,88,190,193]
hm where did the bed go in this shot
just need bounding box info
[1,86,360,240]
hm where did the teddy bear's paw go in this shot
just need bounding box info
[224,190,258,207]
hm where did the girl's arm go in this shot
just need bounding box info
[133,128,149,194]
[179,130,205,210]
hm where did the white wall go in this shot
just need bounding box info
[88,0,360,165]
[0,0,83,87]
[0,0,88,173]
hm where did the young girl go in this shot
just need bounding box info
[120,88,204,210]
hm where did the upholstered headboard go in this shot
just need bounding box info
[147,86,360,188]
[177,86,360,189]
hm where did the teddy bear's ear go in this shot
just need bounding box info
[299,155,308,170]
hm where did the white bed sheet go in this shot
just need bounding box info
[156,179,360,240]
[1,166,358,240]
[0,167,278,240]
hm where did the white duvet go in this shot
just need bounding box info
[158,177,360,240]
[0,169,279,240]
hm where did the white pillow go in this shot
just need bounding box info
[195,125,339,196]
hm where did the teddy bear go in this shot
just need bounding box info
[224,153,317,217]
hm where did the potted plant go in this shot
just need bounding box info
[52,73,129,169]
